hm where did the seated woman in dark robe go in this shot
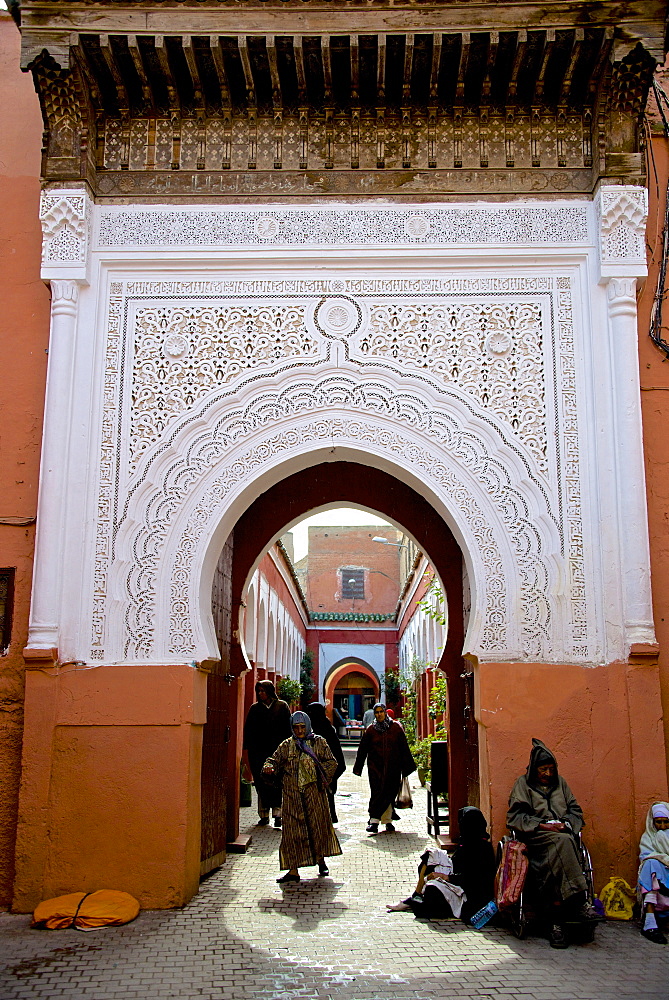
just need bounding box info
[507,738,595,948]
[306,702,346,822]
[387,806,497,923]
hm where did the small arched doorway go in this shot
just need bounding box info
[203,460,476,871]
[323,660,381,722]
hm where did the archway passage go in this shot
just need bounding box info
[323,660,380,719]
[204,461,476,867]
[327,663,380,723]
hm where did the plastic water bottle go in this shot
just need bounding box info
[470,900,498,929]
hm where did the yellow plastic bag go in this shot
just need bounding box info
[598,876,636,920]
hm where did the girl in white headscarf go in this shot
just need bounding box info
[638,802,669,944]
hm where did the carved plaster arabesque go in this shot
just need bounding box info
[91,187,658,666]
[129,386,528,660]
[96,204,590,250]
[130,302,318,470]
[40,189,90,266]
[169,417,509,657]
[595,184,648,279]
[92,272,584,664]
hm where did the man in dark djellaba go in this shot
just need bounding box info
[353,702,416,833]
[242,679,292,827]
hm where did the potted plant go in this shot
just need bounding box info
[410,724,448,785]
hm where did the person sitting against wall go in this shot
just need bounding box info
[386,806,497,923]
[638,802,669,944]
[507,738,597,949]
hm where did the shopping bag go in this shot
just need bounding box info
[599,876,636,920]
[494,839,528,910]
[396,776,413,809]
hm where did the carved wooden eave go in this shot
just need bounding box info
[13,1,669,200]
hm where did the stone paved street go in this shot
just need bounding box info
[1,751,668,1000]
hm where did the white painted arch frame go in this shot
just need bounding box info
[109,365,564,666]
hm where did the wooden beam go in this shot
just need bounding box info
[70,34,104,110]
[456,32,470,103]
[209,36,232,110]
[183,35,205,109]
[293,36,307,104]
[155,35,180,112]
[266,35,282,109]
[350,34,359,103]
[481,30,499,100]
[322,35,333,104]
[560,28,584,101]
[589,26,614,96]
[99,33,129,112]
[429,32,442,102]
[238,35,256,108]
[507,29,527,100]
[534,28,555,101]
[127,34,153,110]
[403,33,414,104]
[377,33,386,102]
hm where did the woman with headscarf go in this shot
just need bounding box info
[638,801,669,944]
[387,806,497,922]
[262,711,342,883]
[306,702,346,822]
[242,679,292,827]
[507,738,593,948]
[353,703,416,834]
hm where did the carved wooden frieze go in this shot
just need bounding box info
[13,2,664,197]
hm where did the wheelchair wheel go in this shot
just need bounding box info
[578,841,595,903]
[510,894,529,939]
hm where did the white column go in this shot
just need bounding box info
[605,276,655,643]
[27,279,82,652]
[595,184,655,647]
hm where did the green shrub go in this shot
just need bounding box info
[385,668,401,705]
[299,649,315,707]
[410,730,447,784]
[277,677,302,706]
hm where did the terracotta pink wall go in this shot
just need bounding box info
[0,14,51,909]
[478,657,668,890]
[304,526,401,615]
[637,132,669,784]
[13,663,207,912]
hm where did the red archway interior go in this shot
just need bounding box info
[324,661,380,711]
[205,461,474,864]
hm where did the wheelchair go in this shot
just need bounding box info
[496,829,596,942]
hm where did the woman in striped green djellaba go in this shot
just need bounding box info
[262,711,342,883]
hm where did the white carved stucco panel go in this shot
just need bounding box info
[92,271,586,665]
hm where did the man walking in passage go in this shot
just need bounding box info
[353,702,416,833]
[243,680,292,827]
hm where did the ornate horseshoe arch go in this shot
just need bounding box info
[107,370,564,666]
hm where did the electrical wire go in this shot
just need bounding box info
[648,80,669,359]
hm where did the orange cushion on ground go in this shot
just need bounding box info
[32,890,140,930]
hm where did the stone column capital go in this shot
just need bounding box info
[49,278,82,317]
[594,184,648,284]
[40,186,92,285]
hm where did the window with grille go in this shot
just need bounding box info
[0,569,15,656]
[341,568,365,599]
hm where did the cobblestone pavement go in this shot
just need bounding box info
[1,750,668,1000]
